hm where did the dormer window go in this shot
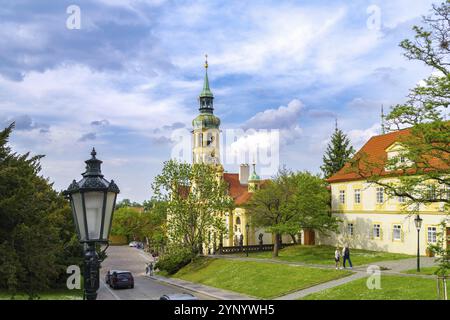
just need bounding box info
[385,142,412,171]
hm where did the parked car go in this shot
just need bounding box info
[129,241,138,247]
[105,270,134,289]
[159,293,198,300]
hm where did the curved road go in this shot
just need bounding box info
[97,245,214,300]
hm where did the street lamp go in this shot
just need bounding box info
[245,223,250,257]
[414,214,423,272]
[64,148,120,300]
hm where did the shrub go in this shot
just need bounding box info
[155,246,195,275]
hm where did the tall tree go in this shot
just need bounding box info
[245,169,338,257]
[351,1,449,208]
[321,123,355,179]
[0,124,82,297]
[152,160,233,255]
[349,2,449,279]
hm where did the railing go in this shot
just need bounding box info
[219,243,295,254]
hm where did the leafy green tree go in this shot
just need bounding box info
[351,2,449,208]
[321,124,355,179]
[0,124,82,297]
[115,198,142,209]
[111,207,147,242]
[350,1,449,277]
[152,160,233,255]
[143,200,168,253]
[111,200,168,251]
[245,169,338,257]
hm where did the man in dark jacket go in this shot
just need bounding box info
[342,245,353,269]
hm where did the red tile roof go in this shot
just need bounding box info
[327,126,448,183]
[223,173,252,205]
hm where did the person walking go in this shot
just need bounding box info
[334,247,341,269]
[342,245,353,269]
[149,262,154,276]
[145,263,150,275]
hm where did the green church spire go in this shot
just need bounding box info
[200,55,214,98]
[198,54,214,113]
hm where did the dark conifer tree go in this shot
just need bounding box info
[321,121,355,179]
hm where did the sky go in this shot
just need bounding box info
[0,0,440,202]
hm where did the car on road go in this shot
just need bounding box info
[105,270,134,289]
[129,241,138,247]
[159,293,198,300]
[129,241,144,249]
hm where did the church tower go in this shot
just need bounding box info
[192,55,221,166]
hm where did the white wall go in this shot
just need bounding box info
[317,212,447,255]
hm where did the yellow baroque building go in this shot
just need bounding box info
[317,129,449,255]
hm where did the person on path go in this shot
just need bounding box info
[334,247,341,269]
[149,262,154,276]
[342,245,353,269]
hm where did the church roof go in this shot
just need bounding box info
[199,70,213,98]
[223,173,252,206]
[199,56,213,98]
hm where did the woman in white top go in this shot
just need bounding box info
[334,247,341,269]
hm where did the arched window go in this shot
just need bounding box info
[236,217,241,225]
[207,132,213,146]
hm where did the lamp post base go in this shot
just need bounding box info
[84,243,100,300]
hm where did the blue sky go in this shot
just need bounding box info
[0,0,439,202]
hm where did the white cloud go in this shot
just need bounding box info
[347,123,381,149]
[244,99,303,130]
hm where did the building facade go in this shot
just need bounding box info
[317,129,449,255]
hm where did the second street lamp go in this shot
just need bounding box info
[245,223,250,257]
[414,214,423,272]
[64,148,120,300]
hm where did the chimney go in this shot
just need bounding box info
[239,164,249,185]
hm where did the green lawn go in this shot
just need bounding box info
[403,266,441,276]
[302,275,447,300]
[172,257,352,299]
[0,289,83,300]
[235,245,412,266]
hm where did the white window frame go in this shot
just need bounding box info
[347,223,354,236]
[427,226,437,244]
[398,195,406,203]
[393,224,402,241]
[428,185,437,200]
[373,224,381,239]
[376,187,384,204]
[339,190,345,204]
[354,189,361,204]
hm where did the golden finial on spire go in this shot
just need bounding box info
[204,54,208,69]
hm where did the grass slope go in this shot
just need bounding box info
[403,266,440,275]
[0,289,83,300]
[302,275,446,300]
[237,245,412,266]
[173,257,352,299]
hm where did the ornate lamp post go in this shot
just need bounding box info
[414,214,423,272]
[245,223,250,257]
[64,148,120,300]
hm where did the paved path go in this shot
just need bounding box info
[211,254,437,273]
[97,246,214,300]
[275,256,438,300]
[276,272,367,300]
[150,275,255,300]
